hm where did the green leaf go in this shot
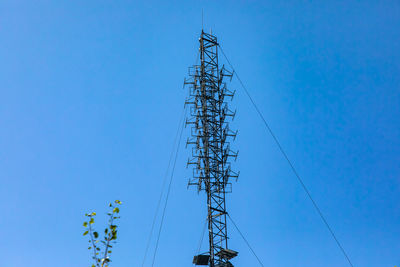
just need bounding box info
[113,207,119,213]
[88,246,92,250]
[83,222,88,227]
[111,231,117,240]
[93,231,99,238]
[89,218,94,224]
[105,228,108,234]
[83,231,89,236]
[115,200,122,204]
[91,212,96,216]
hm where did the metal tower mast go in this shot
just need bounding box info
[184,31,239,267]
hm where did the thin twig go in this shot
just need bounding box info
[88,221,100,267]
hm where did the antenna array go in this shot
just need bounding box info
[184,31,239,267]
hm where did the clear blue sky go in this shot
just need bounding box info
[1,1,399,266]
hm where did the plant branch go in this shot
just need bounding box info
[88,220,100,267]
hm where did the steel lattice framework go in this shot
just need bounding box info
[184,31,239,267]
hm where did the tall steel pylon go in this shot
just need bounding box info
[184,30,239,267]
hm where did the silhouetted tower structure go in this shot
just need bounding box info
[184,31,239,267]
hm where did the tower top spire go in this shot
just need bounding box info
[201,9,204,30]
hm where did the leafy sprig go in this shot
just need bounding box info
[83,200,122,267]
